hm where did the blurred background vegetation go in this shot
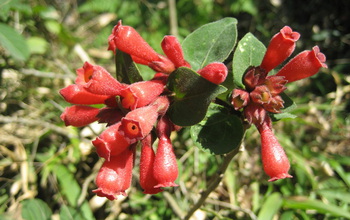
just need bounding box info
[0,0,349,219]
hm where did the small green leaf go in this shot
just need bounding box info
[258,192,282,220]
[182,17,238,71]
[59,205,86,220]
[232,33,266,88]
[167,67,227,126]
[21,198,52,220]
[190,103,244,155]
[270,92,297,121]
[27,37,49,54]
[283,198,350,218]
[115,49,143,84]
[0,23,30,61]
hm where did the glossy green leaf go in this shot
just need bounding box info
[190,103,244,155]
[167,67,227,126]
[257,192,282,220]
[0,23,30,61]
[21,198,52,220]
[182,17,238,71]
[283,198,350,218]
[232,33,266,88]
[115,49,143,84]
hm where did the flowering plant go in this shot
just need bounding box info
[60,18,326,201]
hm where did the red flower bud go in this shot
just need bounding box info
[119,105,159,143]
[92,122,131,160]
[197,62,228,85]
[121,79,165,110]
[77,62,126,96]
[243,103,268,126]
[151,96,170,116]
[231,89,250,110]
[161,35,191,68]
[148,55,176,74]
[60,105,99,127]
[276,46,327,82]
[139,135,163,194]
[259,127,293,182]
[59,84,110,105]
[156,116,173,138]
[153,135,179,188]
[92,147,135,200]
[260,26,300,73]
[108,20,160,64]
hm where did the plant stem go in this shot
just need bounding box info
[183,147,240,220]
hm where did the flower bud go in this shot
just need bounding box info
[276,46,327,82]
[119,105,159,143]
[59,84,110,105]
[139,135,163,194]
[92,147,135,200]
[153,135,179,188]
[260,26,300,73]
[161,35,191,68]
[243,66,267,91]
[243,103,268,126]
[148,55,176,74]
[197,62,228,85]
[259,128,293,182]
[92,122,131,160]
[108,20,160,64]
[60,105,99,127]
[121,79,165,110]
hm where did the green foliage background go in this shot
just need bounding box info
[0,0,349,219]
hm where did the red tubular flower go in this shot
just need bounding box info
[119,105,159,143]
[92,122,131,160]
[139,135,164,194]
[260,26,300,73]
[276,46,327,82]
[108,20,160,63]
[197,62,228,85]
[151,96,171,116]
[161,35,191,68]
[153,135,179,188]
[258,127,292,182]
[121,79,165,110]
[92,147,135,200]
[60,105,99,127]
[59,84,110,105]
[76,62,126,96]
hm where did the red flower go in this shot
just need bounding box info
[139,135,164,194]
[260,26,300,73]
[92,122,131,161]
[161,35,191,68]
[59,84,110,105]
[120,79,165,110]
[258,126,292,182]
[60,105,99,127]
[276,46,328,82]
[197,62,228,85]
[92,147,135,200]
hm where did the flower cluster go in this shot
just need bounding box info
[60,20,228,200]
[231,26,327,181]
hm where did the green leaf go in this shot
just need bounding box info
[270,92,297,121]
[283,198,350,218]
[21,198,52,220]
[232,33,266,88]
[258,192,282,220]
[316,189,350,203]
[182,17,238,71]
[0,23,30,61]
[190,103,244,155]
[115,49,143,84]
[167,67,227,126]
[59,205,86,220]
[27,37,49,54]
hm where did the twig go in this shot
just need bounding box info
[168,0,178,37]
[163,191,185,219]
[20,68,75,80]
[183,147,241,220]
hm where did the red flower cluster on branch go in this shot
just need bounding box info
[60,20,228,200]
[231,26,327,181]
